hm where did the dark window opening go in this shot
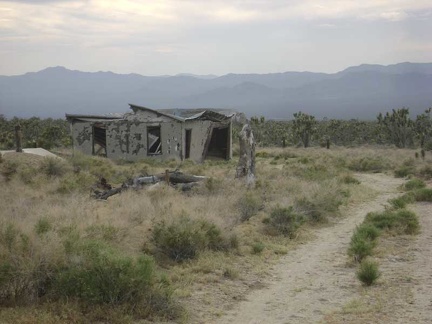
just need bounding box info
[93,124,107,157]
[147,126,162,155]
[185,129,192,159]
[205,127,229,160]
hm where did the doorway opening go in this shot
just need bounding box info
[185,129,192,159]
[205,127,230,160]
[93,123,107,157]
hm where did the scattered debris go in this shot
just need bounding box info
[92,170,206,200]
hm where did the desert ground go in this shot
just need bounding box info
[0,147,431,323]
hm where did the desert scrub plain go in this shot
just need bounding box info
[0,146,431,323]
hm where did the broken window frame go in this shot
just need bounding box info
[147,125,162,156]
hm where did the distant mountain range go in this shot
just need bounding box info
[1,62,431,120]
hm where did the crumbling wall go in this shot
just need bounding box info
[160,122,182,160]
[106,117,182,161]
[71,121,93,155]
[185,120,213,162]
[107,120,136,159]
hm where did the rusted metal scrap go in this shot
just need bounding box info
[92,170,206,200]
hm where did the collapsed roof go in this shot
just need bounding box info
[66,104,235,123]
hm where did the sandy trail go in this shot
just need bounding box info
[389,202,432,323]
[215,173,404,324]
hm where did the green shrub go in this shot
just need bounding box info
[151,216,233,262]
[348,227,377,263]
[255,151,270,158]
[57,172,96,194]
[263,207,303,238]
[228,234,239,250]
[85,224,123,243]
[238,192,261,222]
[295,188,344,223]
[300,164,331,181]
[41,157,69,177]
[251,242,265,254]
[55,240,154,304]
[394,165,414,178]
[278,152,297,159]
[354,223,381,241]
[1,160,18,181]
[404,178,426,191]
[18,166,39,185]
[0,224,55,304]
[349,237,375,262]
[298,157,310,164]
[205,177,222,193]
[418,165,432,179]
[412,188,432,202]
[356,259,380,286]
[69,154,115,179]
[365,209,419,235]
[34,217,52,236]
[53,238,181,318]
[388,194,415,210]
[348,157,388,172]
[223,267,239,279]
[0,226,179,320]
[294,198,324,222]
[340,174,360,185]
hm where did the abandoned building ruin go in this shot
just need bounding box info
[66,104,235,163]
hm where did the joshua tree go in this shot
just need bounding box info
[415,108,432,148]
[377,108,414,148]
[292,111,317,148]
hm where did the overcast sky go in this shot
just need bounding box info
[1,0,431,76]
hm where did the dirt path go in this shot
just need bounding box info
[215,173,405,324]
[382,202,432,323]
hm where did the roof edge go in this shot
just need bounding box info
[65,113,124,121]
[128,104,184,121]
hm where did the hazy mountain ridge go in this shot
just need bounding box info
[1,63,431,119]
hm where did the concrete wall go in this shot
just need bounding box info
[71,121,93,155]
[105,116,183,161]
[184,120,213,162]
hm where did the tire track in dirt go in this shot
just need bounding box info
[215,173,404,324]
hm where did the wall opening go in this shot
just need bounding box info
[92,123,107,157]
[185,129,192,159]
[205,127,229,160]
[147,126,162,155]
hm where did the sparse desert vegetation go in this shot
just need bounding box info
[1,113,432,323]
